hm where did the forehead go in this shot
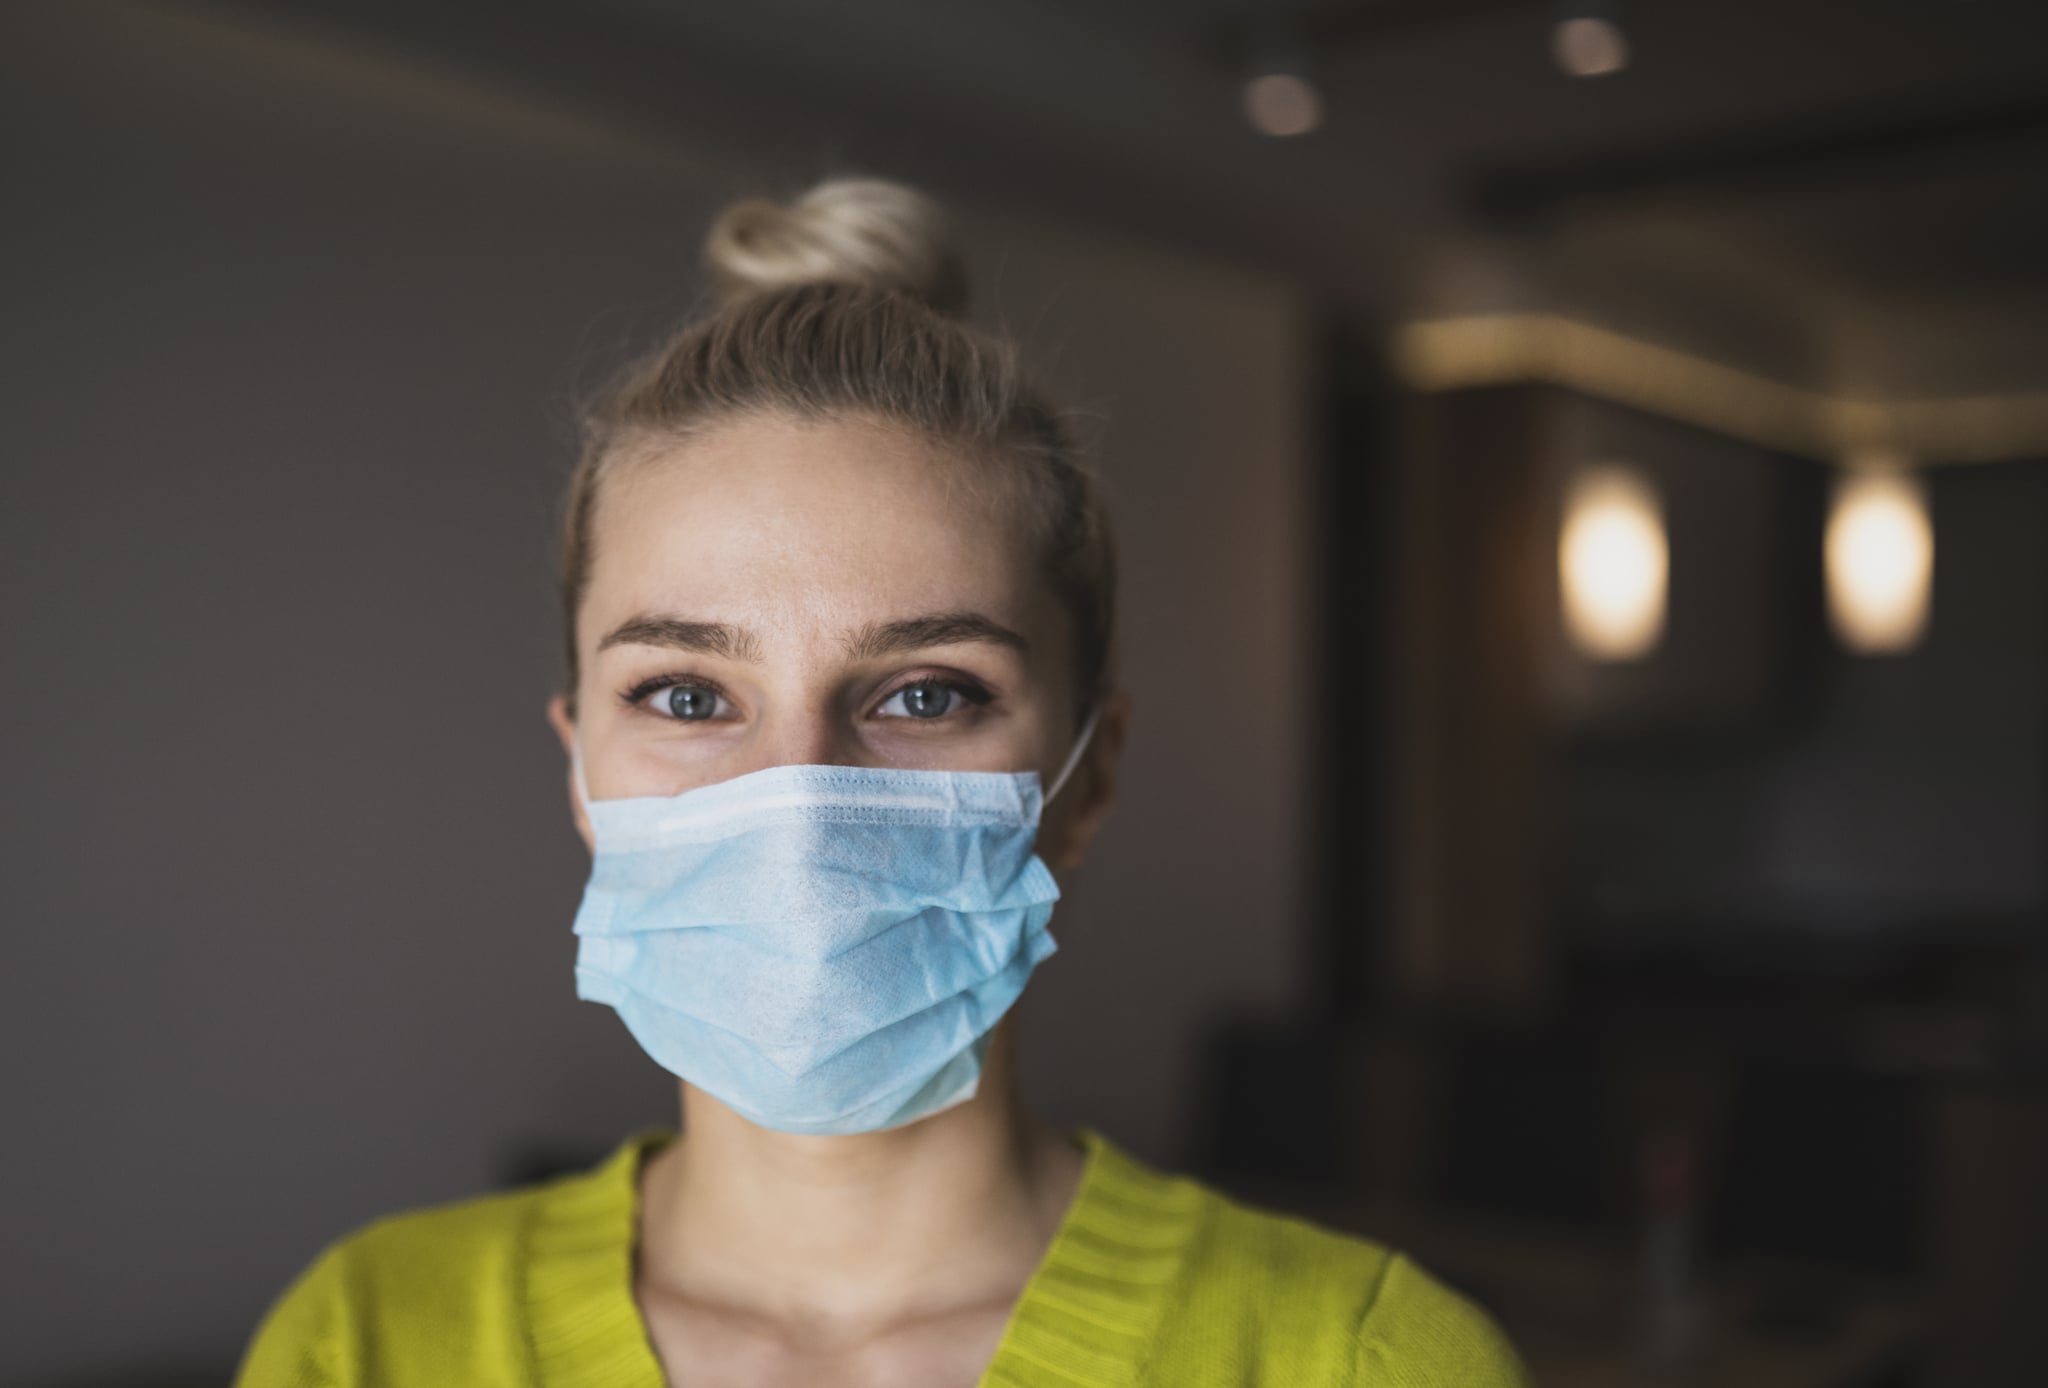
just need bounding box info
[584,414,1043,641]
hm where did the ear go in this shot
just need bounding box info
[546,694,594,853]
[1040,687,1131,874]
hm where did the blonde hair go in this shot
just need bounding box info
[559,178,1115,718]
[702,180,970,315]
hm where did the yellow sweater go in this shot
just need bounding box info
[235,1129,1528,1387]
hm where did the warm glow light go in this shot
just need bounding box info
[1827,468,1932,654]
[1392,312,2048,465]
[1243,72,1322,137]
[1561,466,1667,660]
[1552,17,1630,77]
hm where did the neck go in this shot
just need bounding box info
[634,1024,1084,1329]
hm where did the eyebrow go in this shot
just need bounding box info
[596,617,765,662]
[846,612,1029,661]
[595,610,1028,663]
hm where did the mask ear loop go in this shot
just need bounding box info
[570,734,592,811]
[1043,704,1103,806]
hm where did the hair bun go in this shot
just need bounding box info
[704,178,970,317]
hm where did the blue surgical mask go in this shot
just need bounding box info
[568,712,1099,1136]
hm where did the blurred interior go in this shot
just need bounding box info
[5,2,2047,1385]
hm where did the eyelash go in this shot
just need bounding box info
[617,673,995,720]
[883,677,996,719]
[619,673,728,712]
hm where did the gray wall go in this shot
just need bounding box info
[0,5,1313,1382]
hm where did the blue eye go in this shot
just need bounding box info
[661,684,724,721]
[878,682,958,719]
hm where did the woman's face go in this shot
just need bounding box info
[548,412,1119,869]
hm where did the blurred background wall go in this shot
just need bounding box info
[7,1,2048,1385]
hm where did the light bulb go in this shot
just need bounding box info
[1560,465,1667,661]
[1827,467,1932,654]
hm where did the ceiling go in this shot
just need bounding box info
[190,0,2048,400]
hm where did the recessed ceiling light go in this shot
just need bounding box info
[1243,70,1323,137]
[1553,9,1630,78]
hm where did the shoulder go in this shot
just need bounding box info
[319,1177,550,1307]
[1199,1195,1526,1385]
[231,1183,548,1388]
[1348,1245,1530,1386]
[232,1134,662,1388]
[1085,1137,1529,1386]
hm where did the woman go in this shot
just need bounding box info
[235,178,1528,1387]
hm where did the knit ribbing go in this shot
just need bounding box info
[521,1131,667,1388]
[516,1128,1196,1388]
[979,1130,1201,1387]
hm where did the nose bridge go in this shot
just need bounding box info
[754,714,847,770]
[747,670,862,771]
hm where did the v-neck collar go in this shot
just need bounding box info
[976,1130,1202,1387]
[520,1128,1203,1388]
